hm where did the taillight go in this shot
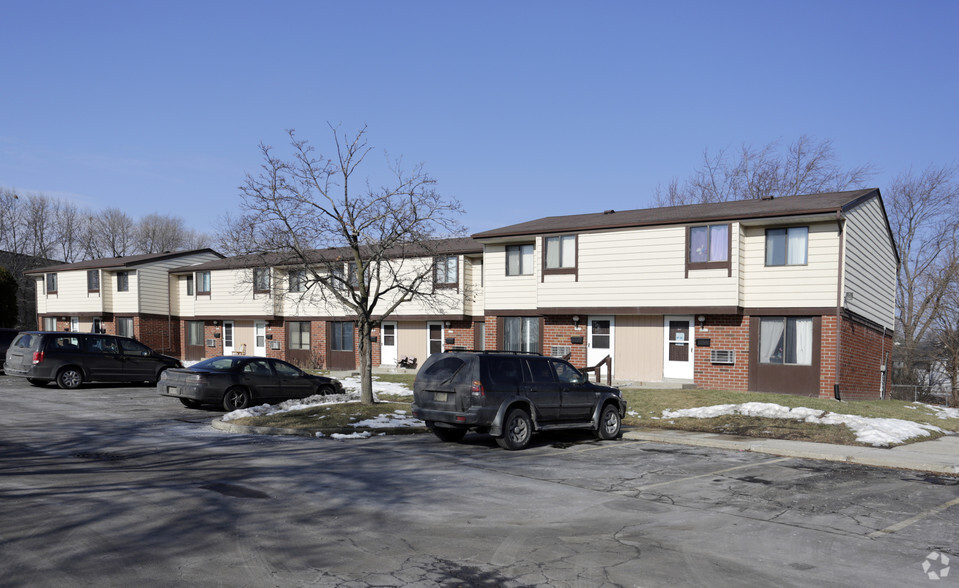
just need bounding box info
[470,380,484,398]
[32,351,44,365]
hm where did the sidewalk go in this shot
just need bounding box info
[623,428,959,475]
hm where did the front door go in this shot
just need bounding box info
[587,316,614,377]
[663,315,694,380]
[380,321,397,366]
[222,321,234,355]
[254,321,267,357]
[327,321,355,370]
[427,322,444,356]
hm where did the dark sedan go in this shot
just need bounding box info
[159,356,344,411]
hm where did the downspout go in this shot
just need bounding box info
[834,212,844,401]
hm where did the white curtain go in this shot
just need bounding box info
[709,224,728,262]
[791,317,813,365]
[787,227,808,265]
[759,318,784,364]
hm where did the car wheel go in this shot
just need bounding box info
[56,367,83,390]
[430,425,467,443]
[223,387,251,411]
[27,378,48,387]
[179,398,202,409]
[496,408,532,450]
[316,384,335,396]
[596,403,622,440]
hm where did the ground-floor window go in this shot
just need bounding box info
[43,316,56,331]
[117,317,134,338]
[503,317,540,353]
[759,317,812,365]
[330,321,353,352]
[186,321,204,346]
[289,321,311,350]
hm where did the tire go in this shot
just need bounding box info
[27,378,48,387]
[496,408,533,450]
[596,403,622,440]
[222,387,251,411]
[56,367,83,390]
[179,398,202,409]
[430,426,467,443]
[316,384,334,396]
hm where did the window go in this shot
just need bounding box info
[288,269,306,292]
[117,317,134,338]
[289,321,310,350]
[120,338,150,356]
[689,224,729,263]
[759,317,813,365]
[45,273,57,294]
[506,244,534,276]
[87,270,100,293]
[544,235,576,270]
[766,227,808,266]
[434,255,458,287]
[84,336,118,355]
[117,271,129,292]
[347,262,359,288]
[253,268,270,293]
[503,317,540,353]
[43,317,57,331]
[186,275,194,296]
[186,321,204,346]
[271,360,301,377]
[331,322,354,352]
[197,271,211,294]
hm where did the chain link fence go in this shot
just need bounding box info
[889,384,953,406]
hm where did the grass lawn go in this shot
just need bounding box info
[228,372,958,446]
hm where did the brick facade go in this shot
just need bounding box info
[693,315,750,392]
[837,315,892,400]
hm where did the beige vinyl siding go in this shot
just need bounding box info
[538,226,739,309]
[843,197,897,328]
[40,270,103,314]
[483,244,538,311]
[194,269,276,317]
[464,257,484,316]
[740,222,840,308]
[137,253,221,315]
[613,315,664,382]
[397,321,426,363]
[109,270,139,314]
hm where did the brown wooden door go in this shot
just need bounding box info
[327,321,355,370]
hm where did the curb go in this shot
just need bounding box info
[211,418,316,437]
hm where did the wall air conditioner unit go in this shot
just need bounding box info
[551,345,572,358]
[710,349,735,364]
[206,339,216,347]
[270,341,281,350]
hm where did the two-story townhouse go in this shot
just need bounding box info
[169,238,484,369]
[472,189,898,400]
[27,249,224,354]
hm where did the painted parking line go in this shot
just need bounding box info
[868,497,959,538]
[633,457,794,491]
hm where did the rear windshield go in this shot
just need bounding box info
[12,333,41,351]
[192,357,243,371]
[421,356,466,380]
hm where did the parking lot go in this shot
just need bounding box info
[2,376,957,587]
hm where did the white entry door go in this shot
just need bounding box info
[254,321,267,356]
[381,321,398,366]
[222,321,235,355]
[427,322,444,356]
[587,316,614,377]
[663,315,694,380]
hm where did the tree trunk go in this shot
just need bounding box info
[358,317,375,405]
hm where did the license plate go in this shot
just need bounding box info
[434,392,448,402]
[168,386,179,395]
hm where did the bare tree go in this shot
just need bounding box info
[654,135,876,206]
[136,213,210,254]
[52,200,86,263]
[235,126,465,404]
[889,165,959,388]
[933,282,959,407]
[84,208,137,258]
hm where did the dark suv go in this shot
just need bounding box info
[412,351,626,450]
[4,331,182,389]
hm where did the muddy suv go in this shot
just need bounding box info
[412,351,626,450]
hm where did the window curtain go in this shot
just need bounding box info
[709,225,728,261]
[759,318,785,364]
[689,227,708,263]
[787,227,808,265]
[560,236,575,267]
[504,317,539,352]
[789,317,813,365]
[546,237,560,268]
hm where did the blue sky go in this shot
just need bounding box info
[2,1,957,236]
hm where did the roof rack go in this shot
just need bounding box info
[443,349,542,356]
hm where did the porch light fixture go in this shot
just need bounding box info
[572,315,580,329]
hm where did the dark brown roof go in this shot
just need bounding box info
[169,237,483,273]
[472,189,881,239]
[25,249,224,275]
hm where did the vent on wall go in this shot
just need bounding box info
[710,349,735,364]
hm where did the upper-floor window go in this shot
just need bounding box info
[46,273,58,294]
[197,271,211,294]
[116,271,130,292]
[434,255,458,288]
[544,235,577,274]
[766,227,808,266]
[506,244,534,276]
[87,270,100,293]
[253,268,271,293]
[186,275,194,296]
[689,224,729,263]
[288,269,306,292]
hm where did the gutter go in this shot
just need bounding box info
[834,211,845,401]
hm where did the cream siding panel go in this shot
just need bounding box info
[194,269,276,317]
[843,198,897,329]
[41,270,103,314]
[397,322,426,362]
[538,226,739,309]
[613,315,664,382]
[483,244,538,311]
[464,257,484,316]
[108,270,140,314]
[35,277,47,315]
[740,223,840,308]
[137,253,221,315]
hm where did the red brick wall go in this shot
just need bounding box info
[442,319,475,352]
[693,315,750,392]
[544,315,587,365]
[819,315,838,399]
[837,316,891,400]
[485,315,499,350]
[134,314,179,354]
